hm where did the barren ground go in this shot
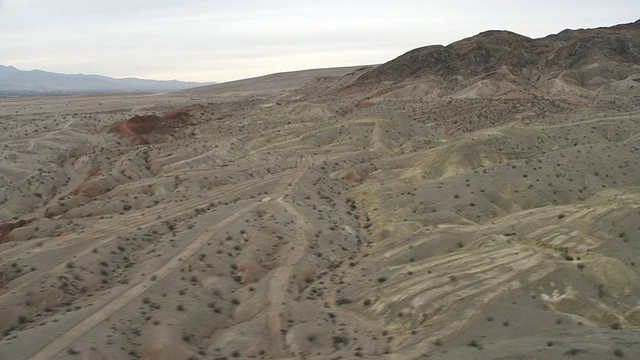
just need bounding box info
[1,49,640,359]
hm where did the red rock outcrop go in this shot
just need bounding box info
[107,111,192,145]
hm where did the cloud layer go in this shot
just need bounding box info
[0,0,637,82]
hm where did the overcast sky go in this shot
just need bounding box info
[0,1,637,83]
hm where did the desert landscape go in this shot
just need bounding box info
[0,21,639,359]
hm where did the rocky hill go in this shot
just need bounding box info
[346,20,639,102]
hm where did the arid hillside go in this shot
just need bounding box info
[0,21,639,360]
[347,20,639,101]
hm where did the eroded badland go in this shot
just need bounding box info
[1,22,640,359]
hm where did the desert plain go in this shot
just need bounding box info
[1,21,640,359]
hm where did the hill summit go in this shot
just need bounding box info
[347,20,639,102]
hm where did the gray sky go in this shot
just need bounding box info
[0,0,637,83]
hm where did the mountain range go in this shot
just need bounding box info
[0,65,214,94]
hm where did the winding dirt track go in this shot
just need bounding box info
[28,162,309,360]
[0,168,297,301]
[29,202,260,360]
[265,196,310,356]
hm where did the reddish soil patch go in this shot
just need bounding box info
[355,100,376,109]
[108,115,164,137]
[162,111,191,122]
[342,166,375,183]
[0,219,31,244]
[107,111,192,145]
[76,181,106,198]
[87,167,103,179]
[131,137,148,146]
[238,260,267,284]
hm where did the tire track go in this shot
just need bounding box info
[0,168,297,300]
[265,197,311,356]
[28,194,263,360]
[28,161,309,360]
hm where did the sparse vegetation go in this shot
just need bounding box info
[1,23,639,360]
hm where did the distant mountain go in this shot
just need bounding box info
[0,65,215,93]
